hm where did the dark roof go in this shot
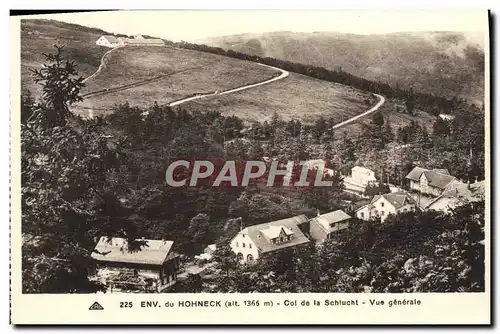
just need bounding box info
[372,192,416,210]
[91,237,175,266]
[442,180,486,202]
[405,167,427,181]
[242,215,310,253]
[423,171,457,189]
[406,167,456,189]
[433,168,450,175]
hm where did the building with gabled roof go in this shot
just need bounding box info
[356,192,417,222]
[309,210,352,243]
[406,167,458,197]
[96,35,120,48]
[426,180,486,213]
[91,237,179,292]
[229,215,310,263]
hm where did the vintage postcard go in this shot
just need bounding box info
[10,9,490,325]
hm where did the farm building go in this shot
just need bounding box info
[95,35,120,48]
[96,34,165,48]
[91,237,179,292]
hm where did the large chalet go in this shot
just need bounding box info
[230,215,310,264]
[405,167,459,197]
[91,237,179,292]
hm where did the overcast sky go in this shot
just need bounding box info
[30,10,487,45]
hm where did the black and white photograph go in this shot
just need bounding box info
[10,8,490,325]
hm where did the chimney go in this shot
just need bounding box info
[317,209,321,217]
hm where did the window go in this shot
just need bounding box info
[249,244,252,249]
[381,211,385,216]
[381,202,384,207]
[236,253,243,261]
[247,254,254,262]
[242,243,246,248]
[236,242,239,247]
[360,212,364,218]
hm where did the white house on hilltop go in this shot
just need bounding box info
[96,35,120,48]
[96,34,165,48]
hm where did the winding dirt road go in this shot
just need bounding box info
[83,46,384,128]
[332,93,385,130]
[168,63,290,107]
[83,46,124,84]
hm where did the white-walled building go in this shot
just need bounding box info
[406,167,458,197]
[351,166,377,186]
[309,210,352,243]
[96,35,120,48]
[96,34,165,48]
[356,192,417,222]
[230,215,310,264]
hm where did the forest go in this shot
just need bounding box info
[20,46,485,293]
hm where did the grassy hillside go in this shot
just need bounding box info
[202,31,485,105]
[181,73,372,123]
[19,19,400,127]
[21,19,113,97]
[76,45,278,114]
[76,45,373,124]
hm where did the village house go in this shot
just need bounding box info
[194,244,217,261]
[343,166,377,195]
[91,237,179,292]
[309,210,352,243]
[405,167,459,197]
[439,113,455,121]
[230,215,310,264]
[426,180,485,213]
[95,35,120,48]
[356,192,417,222]
[351,166,377,185]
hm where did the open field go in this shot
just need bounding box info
[21,19,408,128]
[21,19,109,97]
[74,46,279,115]
[180,73,372,123]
